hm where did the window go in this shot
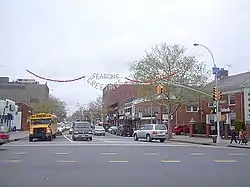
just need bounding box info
[121,90,126,99]
[186,105,198,112]
[228,94,236,105]
[155,125,166,130]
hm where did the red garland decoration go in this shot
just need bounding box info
[26,69,176,84]
[26,69,85,82]
[124,72,177,83]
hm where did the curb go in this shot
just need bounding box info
[169,139,214,146]
[4,136,28,144]
[227,144,250,149]
[170,139,250,149]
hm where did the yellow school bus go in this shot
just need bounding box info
[28,113,58,142]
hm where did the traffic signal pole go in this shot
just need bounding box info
[215,75,221,143]
[194,43,220,143]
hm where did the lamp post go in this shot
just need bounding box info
[194,43,221,143]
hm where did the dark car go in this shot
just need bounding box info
[72,121,93,141]
[108,126,118,134]
[116,124,133,136]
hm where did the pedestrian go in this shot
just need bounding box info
[242,131,248,145]
[238,129,243,144]
[230,130,237,144]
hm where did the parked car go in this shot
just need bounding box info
[133,124,167,142]
[56,127,63,135]
[108,126,118,134]
[72,121,93,141]
[173,125,190,135]
[102,123,112,132]
[69,128,73,134]
[116,124,134,136]
[0,124,9,146]
[94,126,105,136]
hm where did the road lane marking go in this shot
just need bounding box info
[109,160,128,163]
[56,160,75,163]
[229,153,246,156]
[63,135,73,143]
[101,152,117,155]
[143,153,159,155]
[0,159,22,163]
[213,160,236,163]
[54,152,70,155]
[3,143,198,147]
[11,152,27,155]
[161,160,180,163]
[190,153,204,156]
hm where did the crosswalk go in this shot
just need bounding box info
[2,134,197,147]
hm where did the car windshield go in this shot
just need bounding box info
[155,125,166,130]
[31,119,52,125]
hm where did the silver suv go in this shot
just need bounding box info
[72,121,93,141]
[133,124,167,142]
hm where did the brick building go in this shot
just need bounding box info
[17,103,33,131]
[102,84,156,123]
[103,72,250,138]
[171,71,250,138]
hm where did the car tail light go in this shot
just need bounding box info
[152,131,157,134]
[0,133,9,139]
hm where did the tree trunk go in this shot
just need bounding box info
[167,114,173,140]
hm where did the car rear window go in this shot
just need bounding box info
[75,123,91,128]
[155,125,166,130]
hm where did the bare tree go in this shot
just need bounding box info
[31,95,67,121]
[87,96,104,123]
[129,43,210,139]
[70,96,104,123]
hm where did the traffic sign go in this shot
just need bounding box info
[212,67,220,75]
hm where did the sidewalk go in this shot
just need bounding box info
[9,130,28,141]
[170,135,250,149]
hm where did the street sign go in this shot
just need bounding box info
[212,67,220,75]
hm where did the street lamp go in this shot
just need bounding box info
[194,43,221,143]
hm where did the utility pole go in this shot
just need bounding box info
[150,101,153,123]
[194,43,221,143]
[156,85,164,124]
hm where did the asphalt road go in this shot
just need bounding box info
[1,133,250,187]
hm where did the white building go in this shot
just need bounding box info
[0,99,21,130]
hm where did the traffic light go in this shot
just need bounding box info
[218,91,223,100]
[213,87,218,101]
[157,85,164,94]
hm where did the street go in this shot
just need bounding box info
[1,133,250,187]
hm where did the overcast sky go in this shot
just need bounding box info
[0,0,249,114]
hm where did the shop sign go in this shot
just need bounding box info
[221,108,231,113]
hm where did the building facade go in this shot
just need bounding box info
[0,77,49,105]
[0,99,20,130]
[102,84,157,124]
[103,71,250,138]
